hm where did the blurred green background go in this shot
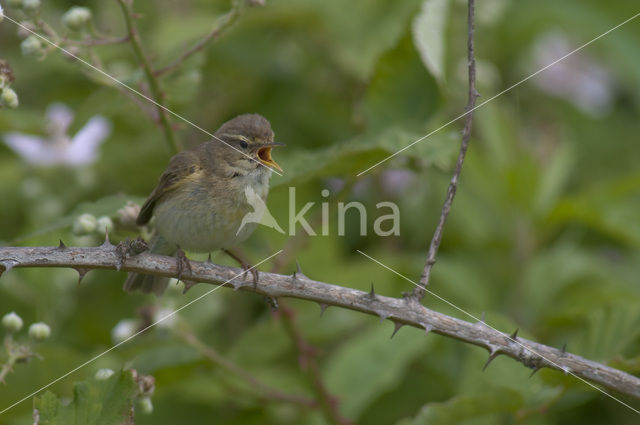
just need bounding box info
[1,0,640,423]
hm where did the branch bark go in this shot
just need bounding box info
[414,0,479,300]
[1,243,639,401]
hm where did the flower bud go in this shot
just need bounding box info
[21,0,40,13]
[20,35,43,57]
[29,322,51,340]
[138,397,153,414]
[2,312,24,332]
[1,87,19,109]
[96,216,114,235]
[111,319,136,344]
[72,213,97,235]
[62,6,92,32]
[95,368,115,380]
[117,202,141,229]
[16,20,36,39]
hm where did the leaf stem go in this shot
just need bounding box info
[117,0,179,154]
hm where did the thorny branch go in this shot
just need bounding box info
[1,243,639,401]
[413,0,479,300]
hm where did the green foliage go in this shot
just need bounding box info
[395,387,523,425]
[34,370,138,425]
[0,0,639,424]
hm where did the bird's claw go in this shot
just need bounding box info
[176,247,192,281]
[115,237,148,271]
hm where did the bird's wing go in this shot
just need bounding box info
[136,149,203,225]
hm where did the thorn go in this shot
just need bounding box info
[1,260,18,275]
[475,312,486,326]
[483,347,500,371]
[529,367,541,378]
[232,280,245,291]
[101,230,113,247]
[377,311,389,322]
[292,260,307,280]
[182,279,197,294]
[207,252,212,263]
[390,320,403,339]
[57,239,67,250]
[75,268,90,285]
[368,283,376,299]
[561,343,567,354]
[561,365,570,375]
[509,328,519,340]
[421,323,433,335]
[319,303,329,316]
[266,297,279,312]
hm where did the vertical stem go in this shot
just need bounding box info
[413,0,478,300]
[117,0,179,154]
[280,306,352,425]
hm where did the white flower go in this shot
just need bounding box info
[95,368,115,380]
[96,216,114,235]
[153,308,176,329]
[2,103,111,166]
[28,322,51,340]
[111,319,137,344]
[2,311,24,332]
[0,87,18,108]
[530,31,613,117]
[138,397,153,414]
[72,213,97,235]
[62,6,92,32]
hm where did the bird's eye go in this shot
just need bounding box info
[239,140,249,149]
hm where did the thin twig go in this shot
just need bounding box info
[1,244,639,402]
[177,325,315,407]
[280,306,352,425]
[117,0,179,154]
[154,6,242,78]
[413,0,479,300]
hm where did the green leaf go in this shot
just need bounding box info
[34,370,138,425]
[550,173,640,247]
[395,387,523,425]
[274,125,458,187]
[412,0,449,83]
[296,0,422,80]
[324,324,430,418]
[362,32,440,132]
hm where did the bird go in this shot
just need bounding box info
[123,113,283,295]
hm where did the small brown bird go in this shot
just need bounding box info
[124,114,283,295]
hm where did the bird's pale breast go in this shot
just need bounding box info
[152,169,270,252]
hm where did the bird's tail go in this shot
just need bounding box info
[123,234,176,296]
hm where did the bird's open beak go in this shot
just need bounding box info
[256,142,285,172]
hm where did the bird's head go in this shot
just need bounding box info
[213,113,284,174]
